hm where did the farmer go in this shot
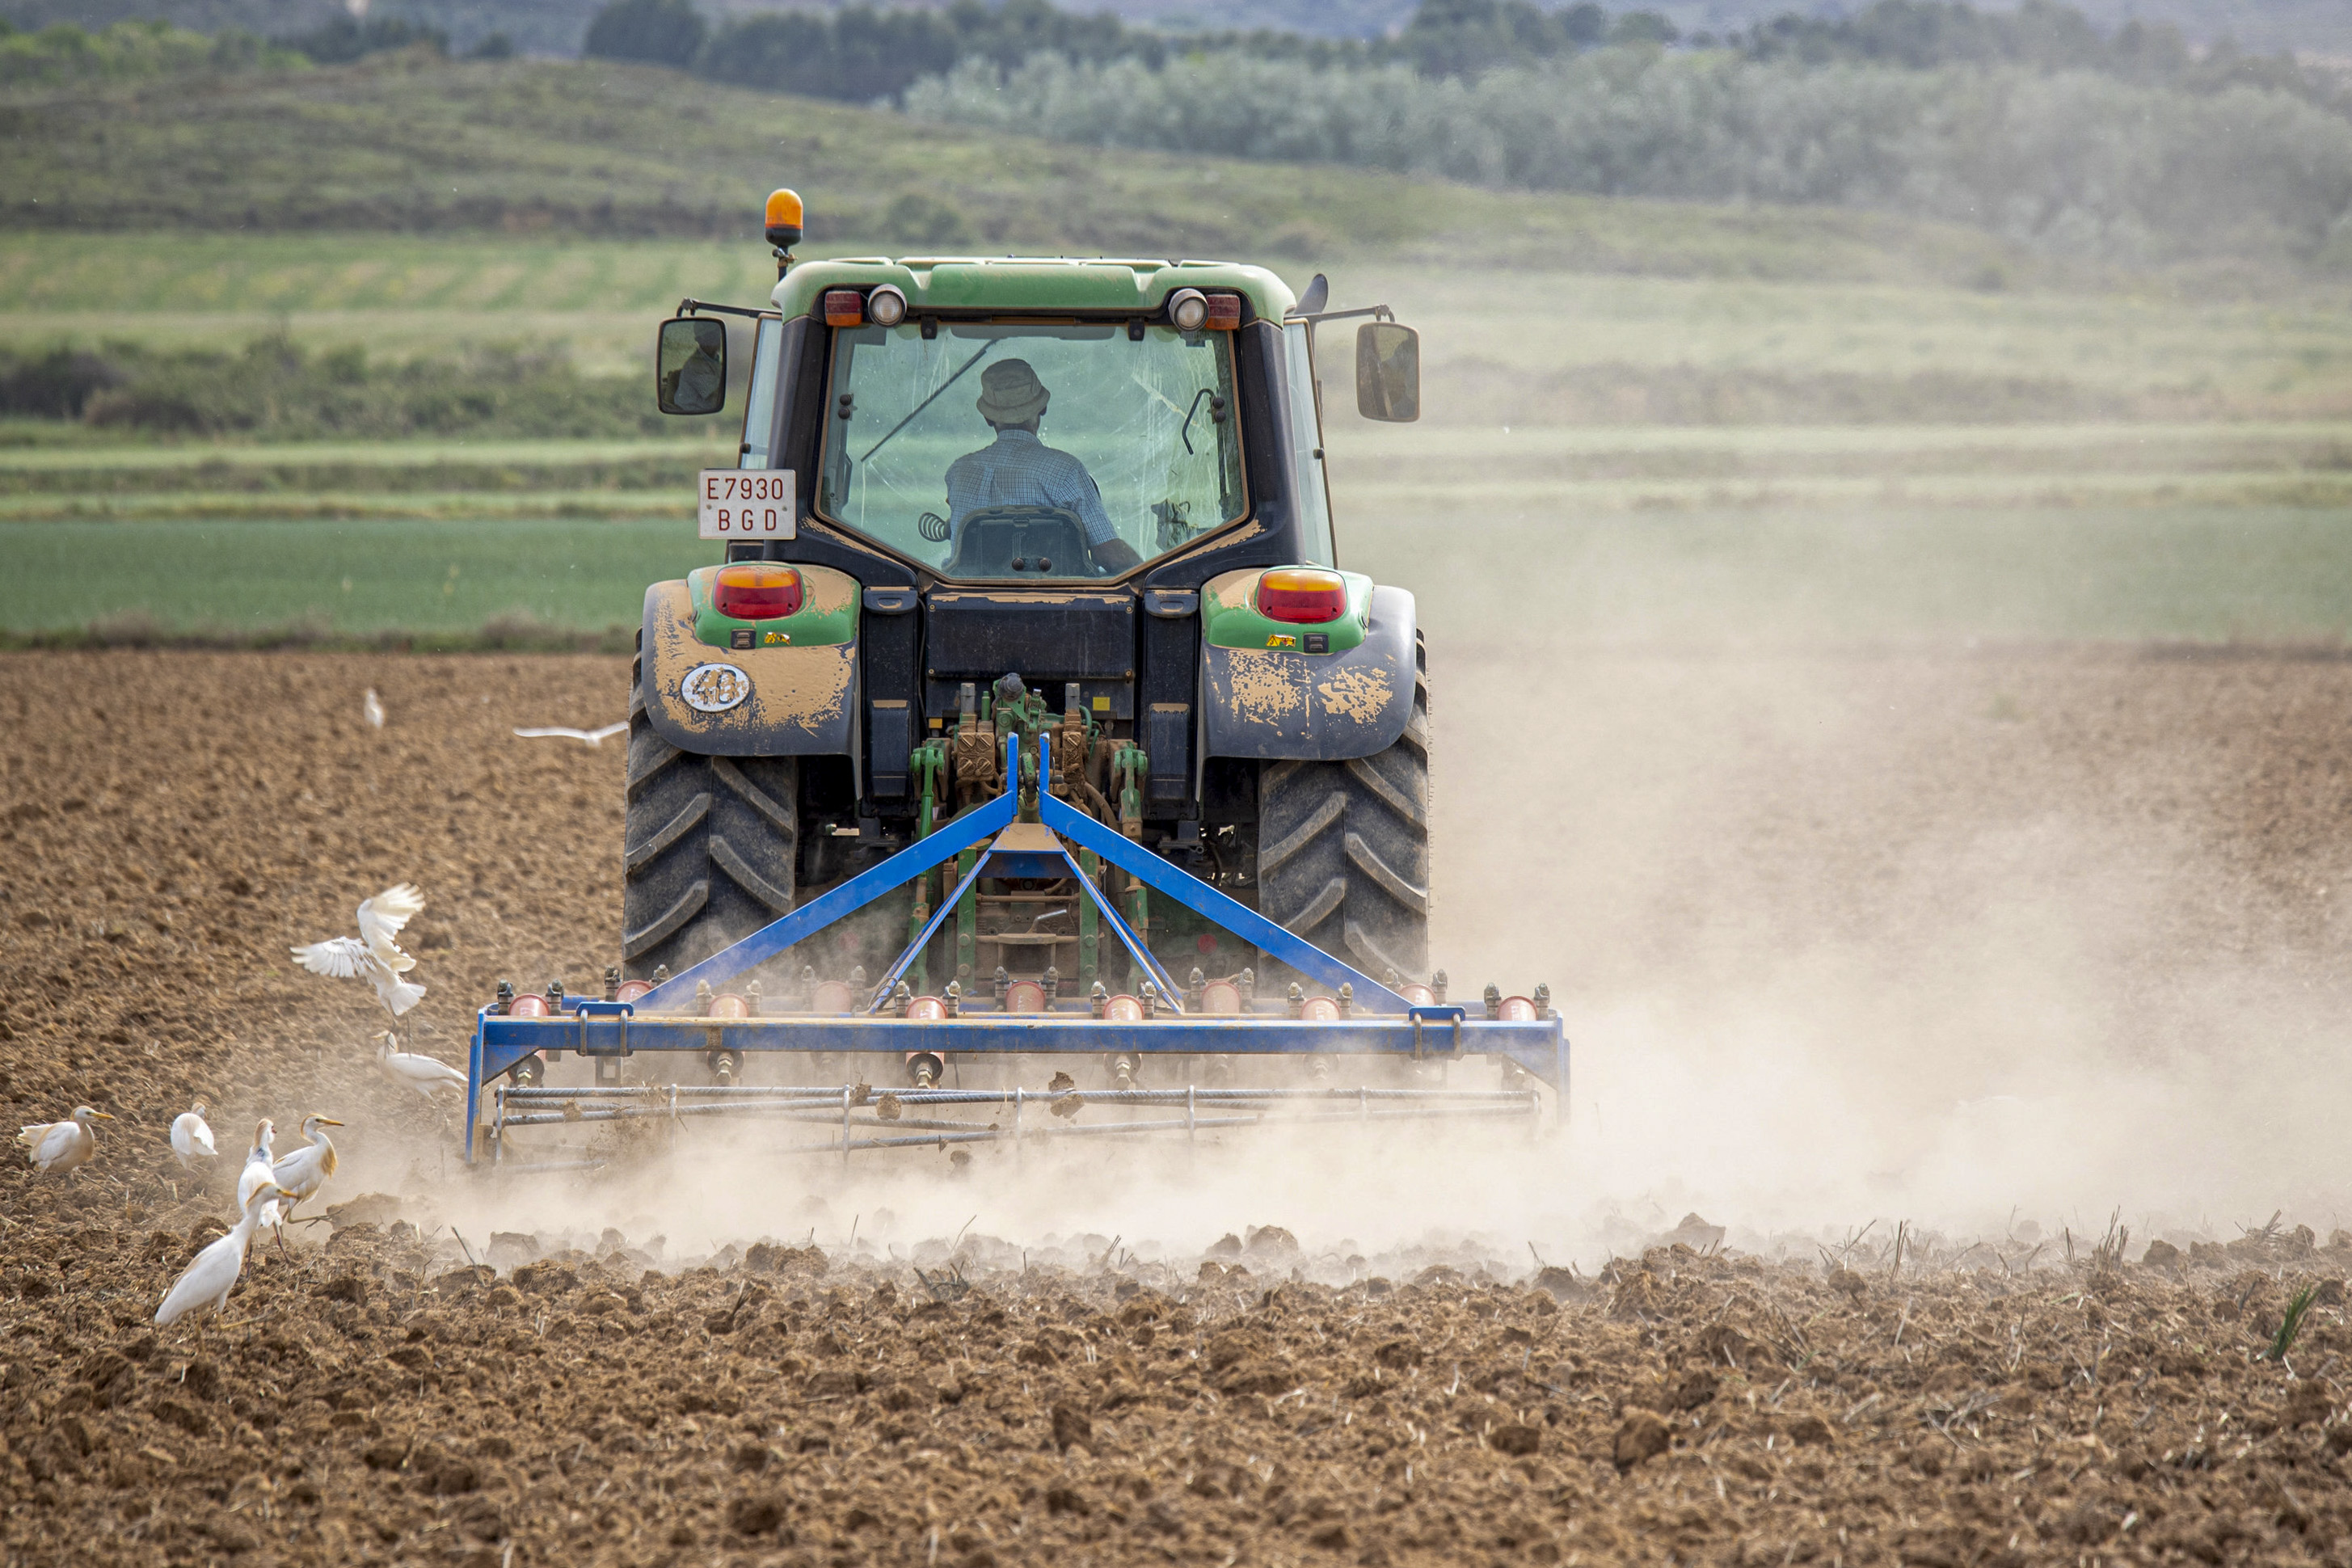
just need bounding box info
[946,359,1141,573]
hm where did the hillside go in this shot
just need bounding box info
[0,53,2043,285]
[6,0,2349,54]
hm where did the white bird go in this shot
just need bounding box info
[155,1182,284,1327]
[513,722,627,746]
[363,689,386,729]
[375,1034,469,1101]
[270,1114,344,1221]
[15,1106,113,1174]
[291,883,428,1019]
[236,1120,280,1233]
[170,1102,217,1171]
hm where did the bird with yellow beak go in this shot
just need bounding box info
[270,1114,344,1226]
[15,1106,112,1174]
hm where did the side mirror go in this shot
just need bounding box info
[655,317,727,415]
[1355,322,1418,423]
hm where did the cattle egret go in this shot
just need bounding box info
[271,1114,343,1221]
[236,1120,280,1233]
[375,1034,468,1100]
[155,1182,283,1327]
[513,722,627,745]
[363,689,386,729]
[15,1106,112,1174]
[291,883,428,1019]
[170,1102,217,1171]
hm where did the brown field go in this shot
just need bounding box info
[4,649,2352,1566]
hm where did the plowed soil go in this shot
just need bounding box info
[5,649,2352,1567]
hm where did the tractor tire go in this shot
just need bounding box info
[622,643,799,980]
[1255,639,1431,983]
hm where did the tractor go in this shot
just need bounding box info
[626,188,1431,1017]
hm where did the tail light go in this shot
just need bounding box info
[714,562,803,621]
[1256,567,1347,625]
[823,289,866,327]
[1203,292,1242,330]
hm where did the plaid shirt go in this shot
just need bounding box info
[945,429,1117,546]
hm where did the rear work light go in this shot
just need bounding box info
[823,289,866,327]
[714,562,803,620]
[1255,567,1347,625]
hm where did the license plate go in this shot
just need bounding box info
[697,469,797,542]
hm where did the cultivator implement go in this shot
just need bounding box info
[464,734,1567,1163]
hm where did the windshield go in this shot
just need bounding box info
[817,321,1244,580]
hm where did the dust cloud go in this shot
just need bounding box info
[1434,637,2352,1254]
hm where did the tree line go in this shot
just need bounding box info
[579,0,2343,116]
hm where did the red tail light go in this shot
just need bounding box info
[1203,292,1242,330]
[714,562,803,620]
[1256,567,1347,625]
[822,289,866,327]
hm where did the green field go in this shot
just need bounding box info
[8,502,2352,647]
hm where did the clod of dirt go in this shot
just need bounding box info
[1490,1424,1542,1456]
[1613,1410,1671,1468]
[1050,1402,1092,1451]
[324,1192,403,1228]
[2143,1238,2184,1269]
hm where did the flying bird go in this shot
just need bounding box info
[16,1106,112,1174]
[236,1120,280,1234]
[170,1102,217,1171]
[271,1114,343,1222]
[513,722,628,746]
[155,1182,284,1327]
[375,1035,468,1101]
[291,883,428,1019]
[363,689,386,729]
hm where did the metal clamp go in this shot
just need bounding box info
[572,998,635,1057]
[1407,1004,1465,1060]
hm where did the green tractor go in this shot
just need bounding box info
[626,189,1431,1008]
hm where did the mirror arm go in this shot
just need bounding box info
[1281,304,1394,324]
[676,299,778,321]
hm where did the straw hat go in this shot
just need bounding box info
[976,358,1050,424]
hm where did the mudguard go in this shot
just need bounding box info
[1201,579,1418,761]
[638,569,859,757]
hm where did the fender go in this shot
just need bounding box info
[1199,571,1417,761]
[639,565,860,757]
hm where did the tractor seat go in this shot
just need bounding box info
[946,507,1096,578]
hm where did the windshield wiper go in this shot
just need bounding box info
[860,341,997,464]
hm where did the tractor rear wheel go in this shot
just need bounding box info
[622,644,799,980]
[1254,639,1431,983]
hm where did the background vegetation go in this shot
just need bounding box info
[1,0,2348,645]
